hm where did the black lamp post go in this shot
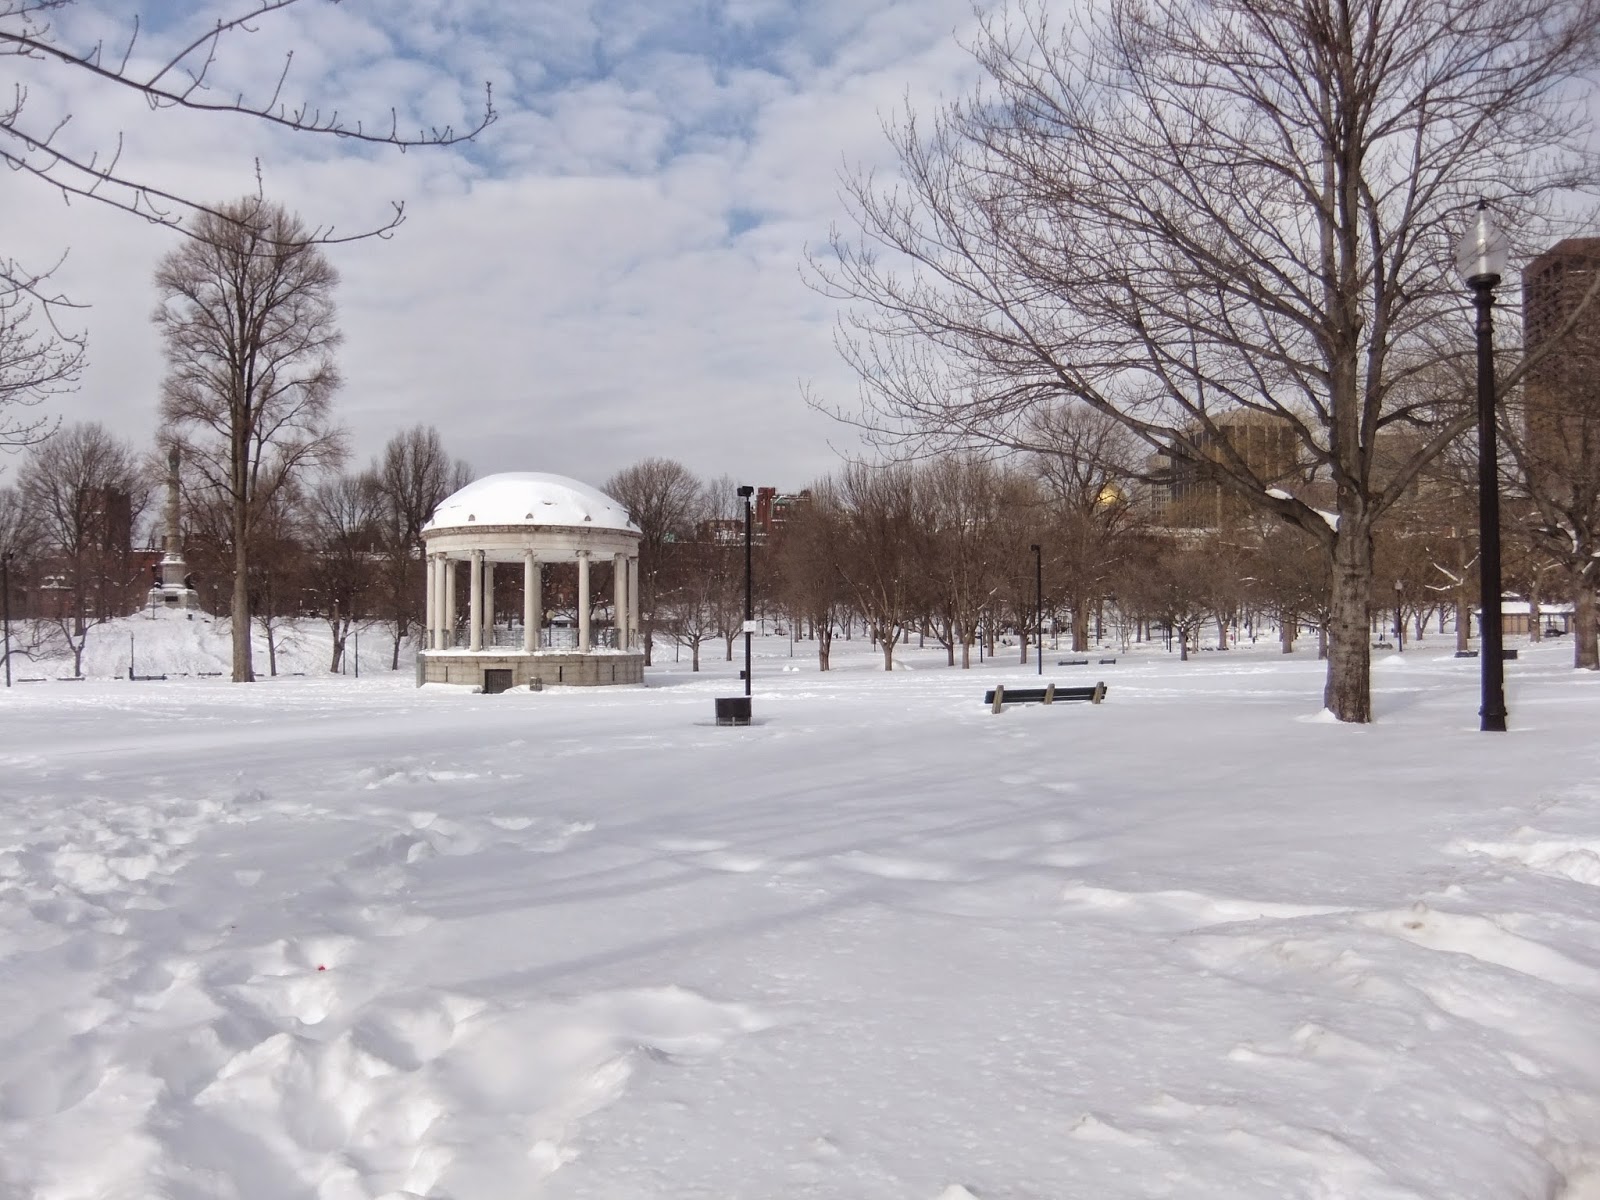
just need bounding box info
[737,485,754,698]
[1030,543,1043,676]
[1456,199,1509,732]
[2,551,12,688]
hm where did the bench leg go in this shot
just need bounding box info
[1092,682,1105,704]
[991,684,1004,714]
[1043,683,1055,704]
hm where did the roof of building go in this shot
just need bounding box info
[423,473,640,535]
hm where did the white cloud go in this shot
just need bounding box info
[4,0,992,492]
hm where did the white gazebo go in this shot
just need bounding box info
[417,472,644,690]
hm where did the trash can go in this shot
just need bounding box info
[715,696,752,726]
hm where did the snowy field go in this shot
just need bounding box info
[3,614,1600,1199]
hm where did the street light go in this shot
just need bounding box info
[1456,199,1510,732]
[1030,543,1043,677]
[737,485,754,699]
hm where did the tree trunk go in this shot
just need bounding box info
[329,604,345,673]
[818,627,832,671]
[1322,528,1374,722]
[1281,611,1295,654]
[1072,605,1089,652]
[691,641,700,672]
[1574,570,1598,670]
[231,494,254,682]
[267,624,278,677]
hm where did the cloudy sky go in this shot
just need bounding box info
[5,0,996,493]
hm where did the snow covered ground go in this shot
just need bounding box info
[3,613,1600,1199]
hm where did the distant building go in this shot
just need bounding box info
[754,487,812,538]
[698,488,813,545]
[1149,411,1299,528]
[1522,237,1600,485]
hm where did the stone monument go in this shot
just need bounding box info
[147,448,200,610]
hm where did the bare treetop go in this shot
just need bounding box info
[0,0,496,244]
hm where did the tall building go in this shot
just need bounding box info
[1522,237,1600,489]
[1152,410,1299,529]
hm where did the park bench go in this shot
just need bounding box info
[985,682,1107,713]
[1058,658,1088,666]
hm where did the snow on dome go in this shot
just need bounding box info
[424,473,639,534]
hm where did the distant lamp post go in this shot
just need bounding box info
[1030,543,1043,676]
[1394,579,1404,652]
[1456,199,1510,732]
[2,550,12,688]
[737,485,755,698]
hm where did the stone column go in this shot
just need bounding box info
[469,550,484,652]
[483,559,496,648]
[445,559,458,647]
[424,554,437,649]
[436,554,450,649]
[577,551,591,653]
[613,552,628,650]
[628,556,641,651]
[534,556,547,659]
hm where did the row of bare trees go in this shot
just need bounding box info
[603,404,1598,680]
[0,422,468,678]
[815,0,1600,720]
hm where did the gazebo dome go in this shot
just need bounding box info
[424,472,639,534]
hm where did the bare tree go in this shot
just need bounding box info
[306,472,379,673]
[155,196,348,682]
[0,483,42,674]
[0,2,494,260]
[773,482,845,670]
[0,277,82,450]
[819,0,1600,721]
[246,483,311,678]
[604,457,702,665]
[833,462,923,672]
[0,2,493,448]
[17,422,147,675]
[1032,403,1144,652]
[368,425,471,668]
[919,456,1016,668]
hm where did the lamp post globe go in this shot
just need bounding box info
[1455,200,1509,732]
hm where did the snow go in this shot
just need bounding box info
[4,619,1600,1199]
[423,473,639,534]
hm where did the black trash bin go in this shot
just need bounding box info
[715,696,752,726]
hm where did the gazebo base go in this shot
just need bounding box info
[418,651,644,690]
